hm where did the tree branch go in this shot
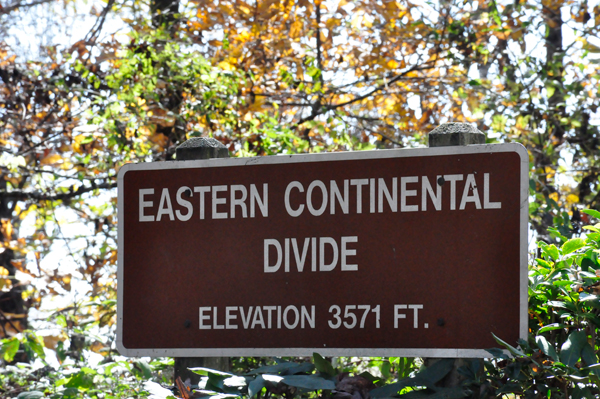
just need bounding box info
[293,63,438,127]
[0,0,54,14]
[84,0,116,45]
[1,181,117,202]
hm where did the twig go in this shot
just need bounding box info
[0,0,54,14]
[0,181,117,202]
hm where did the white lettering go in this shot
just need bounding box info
[194,186,210,219]
[408,304,424,328]
[301,306,316,328]
[250,184,268,217]
[284,181,304,217]
[484,173,502,209]
[156,188,175,221]
[139,188,154,222]
[175,186,193,221]
[341,236,358,271]
[240,306,253,329]
[306,180,328,216]
[378,178,397,213]
[292,238,310,272]
[394,304,407,328]
[400,176,419,212]
[370,178,376,213]
[199,307,211,329]
[225,307,238,329]
[422,176,442,211]
[251,307,266,329]
[444,174,464,210]
[230,185,248,218]
[283,305,299,329]
[319,237,339,272]
[264,239,282,273]
[212,185,228,219]
[350,179,368,213]
[460,174,482,210]
[330,180,349,214]
[213,307,224,329]
[264,306,276,328]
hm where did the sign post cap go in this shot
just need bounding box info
[176,137,230,160]
[428,122,486,147]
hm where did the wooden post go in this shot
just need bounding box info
[425,122,485,387]
[173,137,231,385]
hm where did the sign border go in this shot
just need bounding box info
[117,143,529,358]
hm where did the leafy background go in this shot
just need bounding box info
[1,0,600,397]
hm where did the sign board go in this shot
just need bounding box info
[117,143,528,357]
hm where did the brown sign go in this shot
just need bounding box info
[117,144,528,357]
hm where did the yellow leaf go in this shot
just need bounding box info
[387,59,399,69]
[1,220,13,241]
[492,30,509,40]
[566,194,579,204]
[351,13,362,29]
[290,20,303,38]
[60,161,74,171]
[40,154,63,165]
[218,61,234,71]
[90,341,107,354]
[43,335,62,350]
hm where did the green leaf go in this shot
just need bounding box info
[560,330,587,367]
[136,360,153,379]
[189,367,233,377]
[581,258,596,271]
[485,348,509,359]
[583,226,600,233]
[248,375,265,398]
[536,335,558,361]
[395,389,432,399]
[1,337,20,362]
[65,371,94,390]
[538,323,567,334]
[581,343,598,366]
[536,258,553,269]
[16,392,45,399]
[543,244,560,261]
[25,333,45,360]
[287,362,315,375]
[562,238,586,255]
[281,375,335,390]
[413,358,454,386]
[416,386,469,399]
[244,362,303,376]
[492,333,525,357]
[313,353,336,377]
[357,371,379,383]
[370,379,414,398]
[495,383,523,394]
[56,314,67,327]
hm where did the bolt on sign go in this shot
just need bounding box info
[117,143,528,358]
